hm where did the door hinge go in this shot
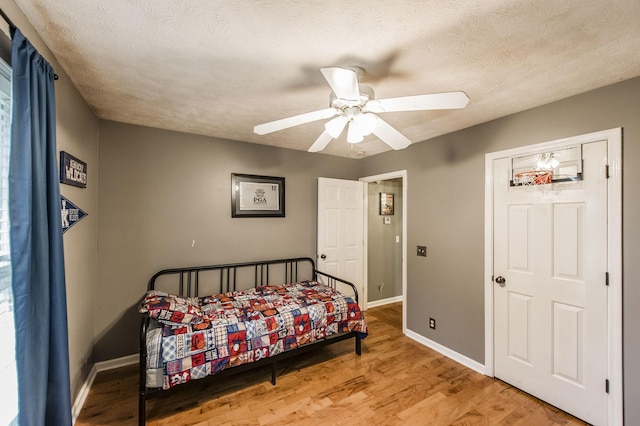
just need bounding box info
[605,272,610,286]
[606,379,610,394]
[605,164,610,179]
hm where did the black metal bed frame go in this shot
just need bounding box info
[138,257,362,425]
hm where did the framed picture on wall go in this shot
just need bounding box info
[380,192,394,215]
[231,173,285,217]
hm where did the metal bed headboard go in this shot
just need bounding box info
[146,256,358,302]
[147,257,316,297]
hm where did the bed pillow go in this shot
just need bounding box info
[140,290,203,325]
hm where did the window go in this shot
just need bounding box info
[0,56,17,425]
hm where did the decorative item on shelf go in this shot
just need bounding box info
[380,192,394,215]
[231,173,285,218]
[59,151,87,188]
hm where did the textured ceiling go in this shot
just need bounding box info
[13,0,640,158]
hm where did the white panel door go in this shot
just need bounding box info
[317,177,364,307]
[493,141,608,425]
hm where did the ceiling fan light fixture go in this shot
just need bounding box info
[353,112,377,136]
[325,115,348,138]
[347,121,364,144]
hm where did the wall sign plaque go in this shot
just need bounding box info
[60,151,87,188]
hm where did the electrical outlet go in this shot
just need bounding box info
[429,317,436,330]
[417,245,427,257]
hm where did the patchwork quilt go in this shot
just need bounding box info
[140,281,368,390]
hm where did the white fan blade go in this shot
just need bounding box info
[308,130,333,152]
[254,107,337,135]
[366,91,469,113]
[371,117,411,150]
[320,67,360,100]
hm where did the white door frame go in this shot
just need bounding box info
[360,170,408,332]
[483,128,623,425]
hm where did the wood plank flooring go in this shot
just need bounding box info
[76,302,587,425]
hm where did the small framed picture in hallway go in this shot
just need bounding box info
[380,192,394,215]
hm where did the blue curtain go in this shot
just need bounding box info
[9,28,72,426]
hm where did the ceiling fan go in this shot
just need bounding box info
[254,67,470,153]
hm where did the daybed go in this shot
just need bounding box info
[138,257,368,424]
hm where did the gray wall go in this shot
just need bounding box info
[57,54,99,410]
[0,0,100,404]
[96,121,361,360]
[367,178,402,303]
[360,76,640,424]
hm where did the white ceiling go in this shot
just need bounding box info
[13,0,640,158]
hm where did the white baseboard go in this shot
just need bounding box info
[365,297,485,376]
[94,353,139,372]
[404,328,486,375]
[72,354,139,424]
[71,364,97,424]
[366,295,403,309]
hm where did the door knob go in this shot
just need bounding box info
[320,254,327,260]
[495,276,506,287]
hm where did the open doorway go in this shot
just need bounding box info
[360,171,407,332]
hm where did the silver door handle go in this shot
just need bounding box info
[495,276,506,287]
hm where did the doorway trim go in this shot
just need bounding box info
[360,170,407,332]
[483,128,622,425]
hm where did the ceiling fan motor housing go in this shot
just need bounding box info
[329,84,374,111]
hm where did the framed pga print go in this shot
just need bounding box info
[231,173,285,217]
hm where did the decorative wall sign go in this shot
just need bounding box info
[60,151,87,188]
[231,173,285,217]
[61,195,88,233]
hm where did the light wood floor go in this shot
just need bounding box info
[76,303,587,425]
